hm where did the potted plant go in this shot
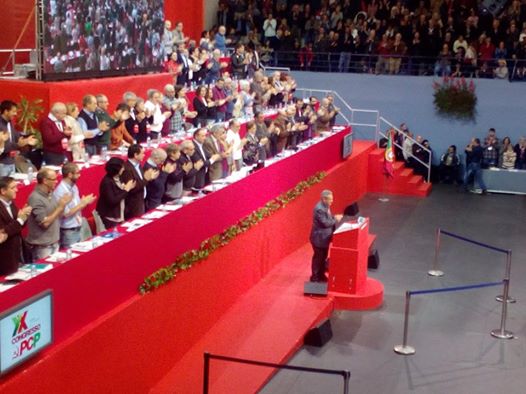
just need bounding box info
[433,76,477,120]
[17,96,44,168]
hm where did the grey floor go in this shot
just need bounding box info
[261,185,526,394]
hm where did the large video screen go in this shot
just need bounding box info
[41,0,165,80]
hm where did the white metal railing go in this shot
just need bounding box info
[295,87,431,182]
[0,48,35,76]
[261,65,291,74]
[379,117,432,183]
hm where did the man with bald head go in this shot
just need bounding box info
[40,102,73,165]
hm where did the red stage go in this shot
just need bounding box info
[0,136,376,393]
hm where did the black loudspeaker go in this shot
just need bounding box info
[304,319,333,347]
[304,281,328,296]
[368,249,380,269]
[343,202,359,217]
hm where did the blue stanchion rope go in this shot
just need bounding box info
[409,281,504,296]
[440,229,509,254]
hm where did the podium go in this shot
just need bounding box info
[328,218,384,310]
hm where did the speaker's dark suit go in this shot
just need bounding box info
[309,201,337,282]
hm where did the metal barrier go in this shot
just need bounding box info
[203,352,351,394]
[378,116,432,182]
[269,51,524,81]
[428,228,515,303]
[394,279,513,356]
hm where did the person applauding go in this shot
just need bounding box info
[121,144,159,220]
[0,176,32,274]
[96,158,136,229]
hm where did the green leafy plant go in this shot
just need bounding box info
[433,76,477,120]
[17,96,44,149]
[138,171,327,294]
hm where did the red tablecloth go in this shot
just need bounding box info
[1,128,351,346]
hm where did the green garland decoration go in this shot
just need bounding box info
[138,171,327,294]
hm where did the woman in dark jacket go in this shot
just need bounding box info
[192,85,209,127]
[96,158,136,229]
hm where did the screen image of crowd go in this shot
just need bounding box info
[43,0,165,76]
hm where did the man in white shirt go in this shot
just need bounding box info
[53,163,96,248]
[144,89,172,139]
[263,14,277,45]
[225,119,246,171]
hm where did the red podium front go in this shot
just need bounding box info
[328,218,384,310]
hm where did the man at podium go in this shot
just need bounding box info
[309,190,342,282]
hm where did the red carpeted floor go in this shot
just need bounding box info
[151,244,334,394]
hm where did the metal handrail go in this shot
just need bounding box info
[203,352,351,394]
[295,87,379,139]
[271,50,521,80]
[379,117,432,182]
[0,48,35,76]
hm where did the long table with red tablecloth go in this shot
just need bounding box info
[0,127,352,348]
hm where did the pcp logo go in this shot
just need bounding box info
[10,310,41,359]
[12,311,28,337]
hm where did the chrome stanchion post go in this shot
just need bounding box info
[428,228,444,277]
[496,251,516,303]
[203,352,210,394]
[491,279,514,339]
[342,370,351,394]
[394,291,416,355]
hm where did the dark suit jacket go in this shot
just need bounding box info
[0,118,20,165]
[178,154,198,191]
[309,201,337,248]
[143,161,168,211]
[203,136,223,181]
[121,160,148,220]
[96,175,129,221]
[0,202,23,275]
[163,157,186,201]
[193,96,208,125]
[191,140,211,189]
[176,52,190,86]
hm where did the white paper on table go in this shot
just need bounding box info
[121,219,152,229]
[70,241,95,252]
[44,251,80,262]
[334,221,360,234]
[157,204,183,211]
[142,210,170,220]
[5,271,32,281]
[178,196,197,204]
[0,283,17,292]
[5,264,53,280]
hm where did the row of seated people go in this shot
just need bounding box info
[0,97,340,275]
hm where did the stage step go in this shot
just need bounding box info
[367,148,432,197]
[399,168,413,177]
[408,175,423,185]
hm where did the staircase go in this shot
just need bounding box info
[367,148,432,197]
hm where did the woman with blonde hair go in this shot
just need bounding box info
[65,102,86,160]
